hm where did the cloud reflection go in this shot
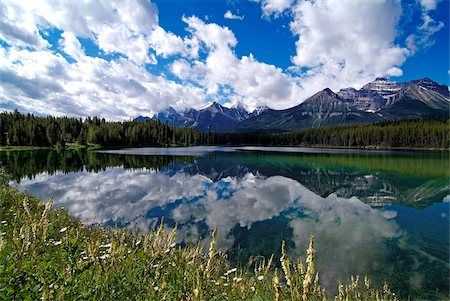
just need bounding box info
[19,167,401,287]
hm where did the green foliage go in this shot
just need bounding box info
[214,118,450,149]
[0,185,399,300]
[1,110,448,149]
[0,111,208,148]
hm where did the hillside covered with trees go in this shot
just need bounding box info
[0,110,211,148]
[0,111,448,149]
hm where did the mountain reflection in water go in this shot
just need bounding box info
[1,147,448,299]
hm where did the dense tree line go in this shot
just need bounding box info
[0,111,448,149]
[280,118,450,149]
[0,110,212,147]
[216,118,450,149]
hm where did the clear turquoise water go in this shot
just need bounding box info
[1,147,448,299]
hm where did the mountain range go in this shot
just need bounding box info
[139,77,449,132]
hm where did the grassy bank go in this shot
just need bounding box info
[0,185,398,300]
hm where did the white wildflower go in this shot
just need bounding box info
[235,277,242,283]
[99,243,112,248]
[59,227,67,233]
[223,283,229,287]
[135,240,141,246]
[99,254,109,260]
[257,275,264,281]
[170,243,176,248]
[54,240,62,246]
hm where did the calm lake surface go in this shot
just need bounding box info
[1,147,449,299]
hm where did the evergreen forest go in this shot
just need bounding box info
[0,111,448,149]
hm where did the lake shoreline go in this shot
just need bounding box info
[4,144,446,153]
[0,143,100,151]
[0,184,399,300]
[3,147,448,299]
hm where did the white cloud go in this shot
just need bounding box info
[257,0,293,17]
[287,0,408,95]
[406,0,444,55]
[149,27,187,58]
[0,1,49,49]
[0,0,158,55]
[0,0,445,119]
[170,17,303,111]
[419,0,438,11]
[97,25,156,65]
[183,16,237,51]
[18,169,401,256]
[224,10,244,20]
[59,32,85,61]
[0,0,209,119]
[0,46,205,119]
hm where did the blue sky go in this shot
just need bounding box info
[0,0,448,120]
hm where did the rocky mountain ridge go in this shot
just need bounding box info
[140,77,449,132]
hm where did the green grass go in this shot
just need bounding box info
[0,185,398,300]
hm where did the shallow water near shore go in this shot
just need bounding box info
[1,147,448,299]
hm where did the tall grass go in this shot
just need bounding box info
[0,186,398,300]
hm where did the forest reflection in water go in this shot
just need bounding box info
[1,147,448,299]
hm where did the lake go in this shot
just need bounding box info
[1,147,449,299]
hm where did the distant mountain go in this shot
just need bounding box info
[144,77,449,132]
[133,115,151,122]
[249,105,270,118]
[151,107,183,124]
[231,88,384,132]
[188,102,244,131]
[145,102,256,131]
[230,77,449,132]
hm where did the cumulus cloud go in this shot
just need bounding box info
[0,0,307,116]
[224,10,244,20]
[0,46,204,119]
[287,0,408,96]
[0,0,446,119]
[0,0,159,57]
[0,0,207,119]
[170,16,303,110]
[149,27,188,58]
[257,0,293,17]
